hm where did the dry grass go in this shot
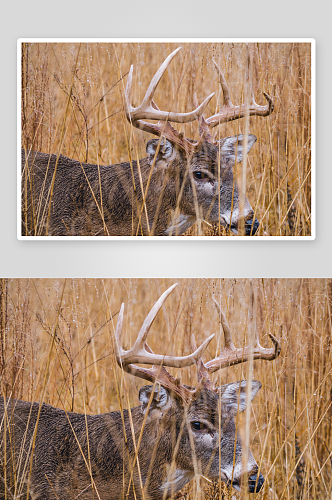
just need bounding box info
[21,42,312,236]
[1,278,331,499]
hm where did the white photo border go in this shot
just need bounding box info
[17,38,316,241]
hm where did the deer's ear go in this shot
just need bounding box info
[139,385,171,416]
[146,139,175,165]
[218,134,257,165]
[218,380,261,414]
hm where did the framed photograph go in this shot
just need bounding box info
[0,278,328,499]
[18,39,315,239]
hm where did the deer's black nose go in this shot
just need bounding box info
[248,472,264,493]
[245,217,259,236]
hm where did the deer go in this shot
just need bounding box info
[21,47,274,237]
[0,284,281,499]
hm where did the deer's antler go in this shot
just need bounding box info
[203,299,281,376]
[190,298,280,390]
[125,46,274,155]
[114,284,214,402]
[115,285,281,402]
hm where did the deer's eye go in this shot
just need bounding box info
[193,171,207,180]
[191,421,207,432]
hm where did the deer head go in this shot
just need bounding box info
[114,284,281,496]
[125,48,274,236]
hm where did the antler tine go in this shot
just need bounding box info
[204,300,281,374]
[213,298,235,349]
[193,92,213,143]
[124,64,134,116]
[125,48,181,120]
[114,303,125,361]
[135,283,178,348]
[263,92,274,115]
[213,60,232,107]
[141,47,182,109]
[191,334,212,387]
[268,332,282,358]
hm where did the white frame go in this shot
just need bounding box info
[17,38,316,240]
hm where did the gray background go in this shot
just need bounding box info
[1,0,329,278]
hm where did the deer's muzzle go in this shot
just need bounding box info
[244,214,260,236]
[230,470,264,494]
[248,472,264,493]
[228,217,259,236]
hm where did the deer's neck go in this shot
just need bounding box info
[103,406,193,499]
[136,160,196,236]
[99,158,178,236]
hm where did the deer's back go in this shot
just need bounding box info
[0,397,132,499]
[21,150,150,236]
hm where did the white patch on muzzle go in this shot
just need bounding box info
[220,204,253,233]
[165,214,196,236]
[221,453,258,490]
[161,468,194,495]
